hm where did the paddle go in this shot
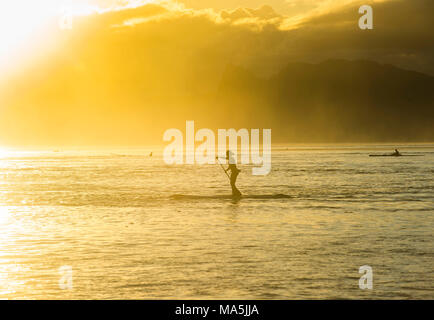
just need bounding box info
[216,157,230,181]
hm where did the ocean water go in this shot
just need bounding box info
[0,145,433,299]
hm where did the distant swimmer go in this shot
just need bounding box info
[392,149,401,156]
[149,152,153,157]
[217,151,242,197]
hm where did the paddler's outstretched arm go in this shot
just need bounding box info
[215,156,228,168]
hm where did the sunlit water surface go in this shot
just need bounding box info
[0,145,433,299]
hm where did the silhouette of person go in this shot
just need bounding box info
[393,149,401,156]
[225,151,241,197]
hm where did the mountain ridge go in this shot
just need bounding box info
[217,59,434,142]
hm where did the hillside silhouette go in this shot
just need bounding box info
[217,60,434,142]
[1,59,433,145]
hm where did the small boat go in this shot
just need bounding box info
[369,149,424,157]
[369,154,424,157]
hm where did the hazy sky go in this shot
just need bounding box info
[0,0,433,146]
[1,0,431,68]
[0,0,373,65]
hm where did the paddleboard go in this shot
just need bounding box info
[170,194,291,200]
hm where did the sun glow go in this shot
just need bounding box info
[0,0,98,67]
[0,148,10,159]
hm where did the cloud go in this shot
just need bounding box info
[99,0,434,73]
[178,0,291,14]
[0,0,433,145]
[221,5,281,21]
[5,0,434,83]
[282,0,434,74]
[94,1,285,29]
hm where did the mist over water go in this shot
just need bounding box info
[0,145,433,299]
